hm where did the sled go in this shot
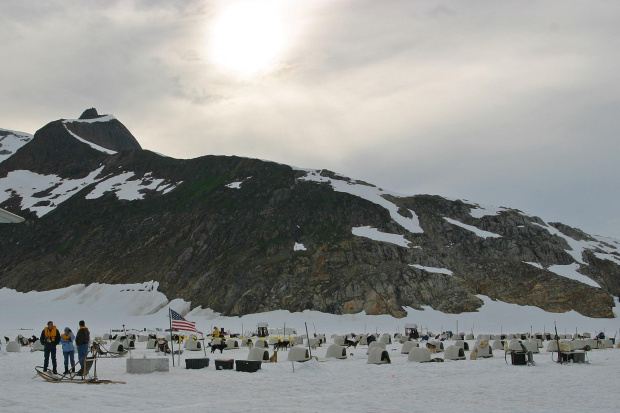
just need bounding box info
[35,355,125,384]
[91,340,129,357]
[35,367,125,384]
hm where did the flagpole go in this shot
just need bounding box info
[169,308,175,367]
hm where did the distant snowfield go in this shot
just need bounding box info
[1,283,620,412]
[1,283,617,338]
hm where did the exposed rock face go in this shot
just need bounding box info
[79,108,101,119]
[0,110,618,319]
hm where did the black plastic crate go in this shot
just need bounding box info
[215,359,234,370]
[511,352,526,365]
[185,358,210,369]
[235,360,261,372]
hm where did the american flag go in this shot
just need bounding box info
[170,309,202,334]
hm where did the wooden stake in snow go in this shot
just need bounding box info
[305,322,312,358]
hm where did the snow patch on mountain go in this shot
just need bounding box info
[0,167,105,216]
[86,171,181,201]
[63,115,117,124]
[299,170,424,235]
[409,264,453,275]
[533,222,619,265]
[63,124,117,154]
[467,202,509,218]
[352,226,411,248]
[443,217,502,238]
[0,128,34,164]
[547,263,601,288]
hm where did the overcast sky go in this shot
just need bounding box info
[1,0,619,239]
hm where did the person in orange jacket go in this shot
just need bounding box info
[40,321,61,374]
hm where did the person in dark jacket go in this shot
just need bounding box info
[40,321,61,374]
[60,327,76,375]
[75,320,90,375]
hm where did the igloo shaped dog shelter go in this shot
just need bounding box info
[287,346,311,362]
[367,346,391,364]
[408,347,432,363]
[444,345,466,360]
[401,341,419,354]
[326,344,347,359]
[248,347,270,361]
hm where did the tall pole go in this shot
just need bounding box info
[168,309,175,367]
[305,322,312,358]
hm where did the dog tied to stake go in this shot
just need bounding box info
[269,350,278,363]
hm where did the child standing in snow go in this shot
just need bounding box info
[60,327,76,375]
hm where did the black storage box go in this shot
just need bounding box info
[235,360,262,372]
[185,358,210,369]
[511,352,527,365]
[215,359,234,370]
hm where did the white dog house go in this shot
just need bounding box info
[6,341,20,352]
[185,338,202,351]
[428,340,444,352]
[453,340,469,350]
[473,340,493,357]
[379,334,392,344]
[521,341,539,353]
[491,339,504,350]
[146,339,157,349]
[31,340,45,351]
[325,344,347,359]
[401,341,419,354]
[109,340,125,353]
[254,339,269,348]
[408,347,432,363]
[444,345,466,361]
[287,346,310,362]
[226,338,240,349]
[358,335,370,346]
[333,336,346,346]
[367,347,391,364]
[367,341,386,355]
[247,348,270,361]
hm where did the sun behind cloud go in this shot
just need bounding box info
[211,0,288,76]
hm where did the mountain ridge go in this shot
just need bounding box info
[1,109,618,318]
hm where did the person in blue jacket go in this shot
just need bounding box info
[60,327,76,375]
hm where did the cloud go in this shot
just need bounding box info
[0,0,619,238]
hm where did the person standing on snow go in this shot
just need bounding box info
[60,327,76,375]
[40,321,61,374]
[75,320,90,375]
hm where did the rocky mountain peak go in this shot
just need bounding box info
[78,108,102,120]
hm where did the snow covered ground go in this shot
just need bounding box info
[1,284,620,412]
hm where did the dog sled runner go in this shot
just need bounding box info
[35,355,125,384]
[91,340,129,358]
[35,367,125,384]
